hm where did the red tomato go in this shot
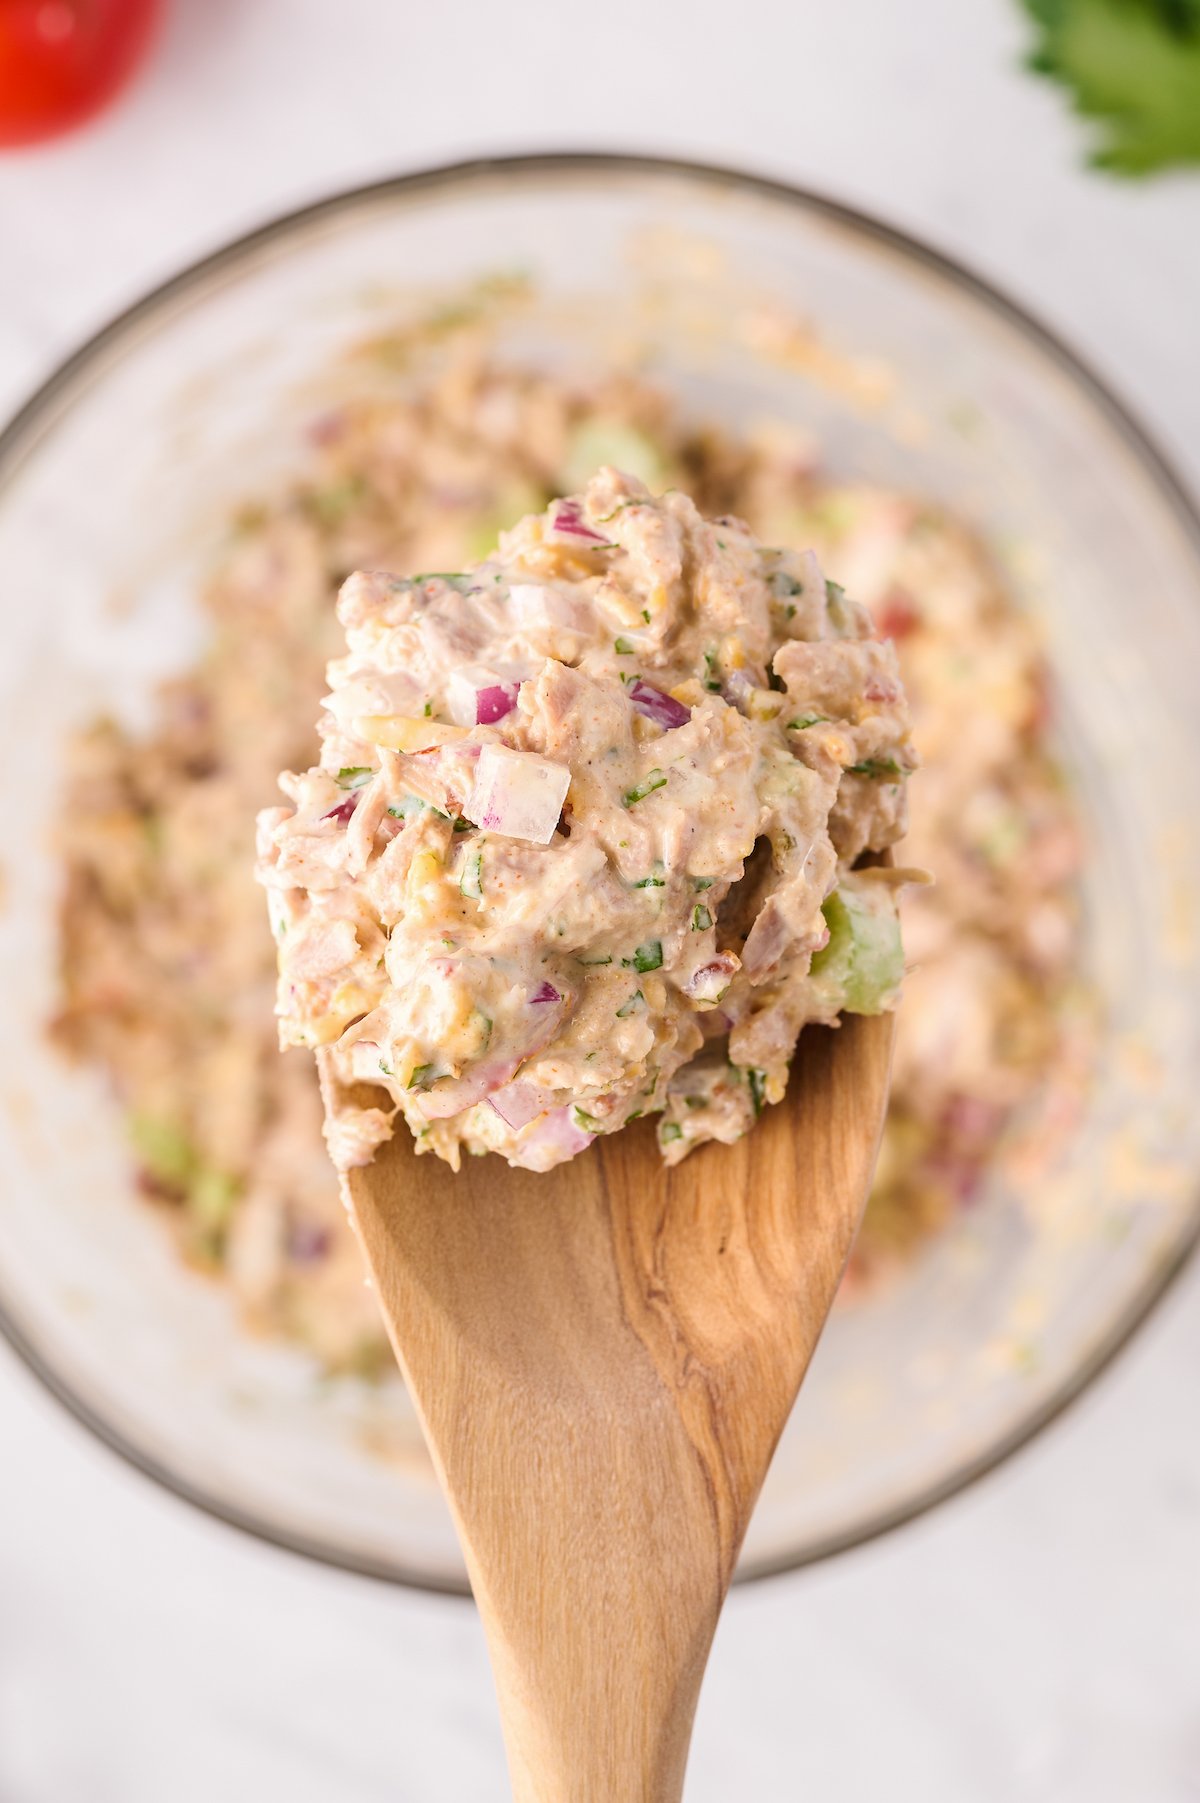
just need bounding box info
[0,0,162,147]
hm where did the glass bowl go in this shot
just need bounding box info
[1,155,1198,1592]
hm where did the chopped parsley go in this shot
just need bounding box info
[634,865,666,889]
[622,769,667,807]
[460,849,484,899]
[847,756,903,780]
[388,794,450,821]
[623,940,663,973]
[595,497,650,523]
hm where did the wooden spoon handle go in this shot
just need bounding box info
[355,1143,735,1802]
[478,1542,714,1803]
[332,1014,893,1803]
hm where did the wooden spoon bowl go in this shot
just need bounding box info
[322,1008,892,1803]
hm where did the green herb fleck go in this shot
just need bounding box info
[691,904,712,931]
[460,849,484,899]
[747,1068,767,1116]
[573,1106,604,1132]
[577,952,614,967]
[336,766,374,790]
[407,1064,436,1090]
[622,769,667,807]
[847,756,903,780]
[616,990,646,1018]
[659,1121,684,1143]
[623,940,663,973]
[692,876,714,891]
[614,636,636,655]
[788,714,828,731]
[596,496,650,523]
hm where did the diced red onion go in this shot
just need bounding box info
[287,1221,332,1263]
[684,953,740,1003]
[466,743,571,844]
[520,1105,594,1161]
[475,682,518,724]
[529,980,561,1005]
[322,796,358,824]
[628,679,690,730]
[721,668,756,708]
[487,1080,554,1131]
[549,500,609,544]
[741,901,790,979]
[410,1057,520,1121]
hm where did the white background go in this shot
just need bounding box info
[1,3,1199,1799]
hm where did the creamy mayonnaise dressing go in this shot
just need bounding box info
[257,469,914,1173]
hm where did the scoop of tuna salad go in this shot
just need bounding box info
[256,468,916,1174]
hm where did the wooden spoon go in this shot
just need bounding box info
[320,1007,892,1803]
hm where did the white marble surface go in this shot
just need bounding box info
[2,2,1199,1798]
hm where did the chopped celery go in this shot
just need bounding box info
[809,881,903,1014]
[128,1113,195,1188]
[562,420,665,493]
[463,480,547,562]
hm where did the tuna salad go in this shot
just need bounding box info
[51,336,1084,1368]
[256,473,915,1174]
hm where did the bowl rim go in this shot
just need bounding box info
[2,148,1198,1597]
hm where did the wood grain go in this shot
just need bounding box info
[323,1010,892,1803]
